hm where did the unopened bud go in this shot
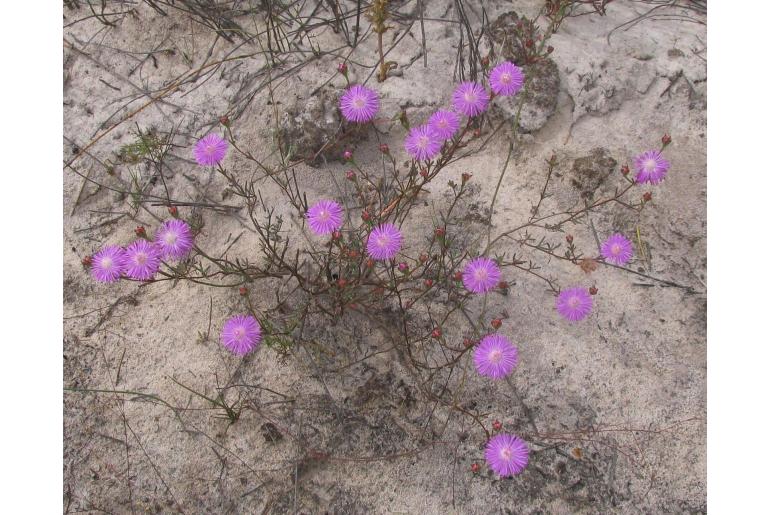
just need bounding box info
[431,328,442,339]
[434,227,446,238]
[453,271,463,281]
[337,62,348,75]
[492,420,502,431]
[463,338,474,348]
[462,172,472,184]
[362,211,371,222]
[471,463,480,473]
[547,45,554,54]
[346,170,356,181]
[398,262,409,272]
[168,205,178,217]
[662,134,672,146]
[498,280,509,289]
[473,128,481,138]
[424,279,433,288]
[589,286,598,295]
[643,191,652,202]
[219,115,230,126]
[82,255,92,267]
[491,318,502,329]
[621,164,630,175]
[481,56,490,67]
[419,169,428,178]
[419,253,429,263]
[337,278,347,288]
[343,149,353,161]
[366,258,375,268]
[526,39,534,48]
[332,231,342,241]
[566,234,573,243]
[135,226,146,237]
[239,286,248,296]
[379,143,390,154]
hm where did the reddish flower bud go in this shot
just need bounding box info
[566,234,573,243]
[424,279,433,288]
[337,278,347,288]
[525,39,534,48]
[471,463,480,473]
[398,262,409,272]
[473,128,481,138]
[167,205,178,217]
[332,231,342,241]
[239,286,248,296]
[453,271,463,281]
[348,249,359,259]
[498,280,509,289]
[337,62,348,75]
[379,143,390,154]
[492,420,502,431]
[346,170,356,181]
[463,338,474,348]
[343,150,353,161]
[81,255,92,267]
[662,134,672,146]
[434,227,446,238]
[589,286,598,295]
[419,169,429,178]
[431,328,442,339]
[461,172,472,184]
[547,45,554,54]
[419,253,429,263]
[481,56,490,67]
[366,258,375,268]
[491,318,502,329]
[362,210,371,222]
[643,191,652,202]
[219,115,230,126]
[621,164,630,175]
[135,226,146,237]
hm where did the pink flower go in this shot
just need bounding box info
[452,82,490,117]
[221,315,262,355]
[307,200,344,235]
[193,134,228,166]
[485,433,529,477]
[634,150,670,185]
[339,84,379,123]
[123,240,162,281]
[366,223,402,260]
[462,257,501,294]
[556,287,593,322]
[473,334,518,379]
[427,110,460,141]
[155,219,194,260]
[489,61,525,96]
[600,233,633,266]
[91,245,126,283]
[404,125,442,161]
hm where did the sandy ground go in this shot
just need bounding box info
[64,1,706,513]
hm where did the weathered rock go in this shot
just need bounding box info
[276,86,366,166]
[488,11,561,133]
[569,147,617,199]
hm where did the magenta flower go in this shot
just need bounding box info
[122,239,162,281]
[485,433,529,477]
[91,245,126,283]
[404,125,443,161]
[193,134,228,167]
[339,84,379,123]
[600,233,633,266]
[366,223,402,260]
[489,61,525,96]
[307,200,344,235]
[473,334,518,379]
[428,110,461,141]
[452,82,490,117]
[556,287,593,322]
[462,257,501,294]
[155,219,194,260]
[221,314,262,356]
[634,150,670,185]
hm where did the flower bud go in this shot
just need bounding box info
[434,227,446,238]
[431,327,442,339]
[481,56,490,67]
[471,463,480,473]
[379,143,390,154]
[453,271,463,281]
[547,45,554,54]
[498,280,509,290]
[398,262,409,272]
[643,192,652,202]
[337,62,348,75]
[337,278,347,288]
[419,169,429,178]
[346,170,356,181]
[332,231,342,241]
[589,286,598,295]
[419,253,429,263]
[82,255,92,267]
[566,234,573,243]
[366,258,375,268]
[621,164,630,176]
[135,226,146,237]
[491,318,502,329]
[662,134,672,146]
[462,172,472,184]
[424,279,433,288]
[463,338,474,348]
[239,286,248,296]
[168,205,178,217]
[343,149,353,161]
[362,210,371,222]
[492,420,502,431]
[219,115,230,127]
